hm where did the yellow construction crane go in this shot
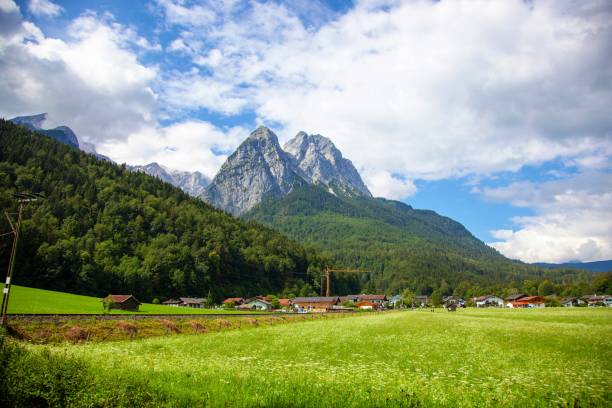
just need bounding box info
[323,267,371,297]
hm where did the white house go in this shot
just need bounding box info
[474,295,504,308]
[240,297,273,311]
[560,297,586,307]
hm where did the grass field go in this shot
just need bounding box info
[37,308,611,407]
[6,285,253,314]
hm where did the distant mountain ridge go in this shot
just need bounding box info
[201,126,371,215]
[533,260,612,273]
[129,162,210,197]
[10,113,79,149]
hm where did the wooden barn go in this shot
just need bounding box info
[102,294,140,311]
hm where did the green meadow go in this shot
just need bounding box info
[30,308,611,407]
[6,285,249,314]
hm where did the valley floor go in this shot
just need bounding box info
[18,308,612,407]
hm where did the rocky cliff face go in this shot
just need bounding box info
[129,162,210,197]
[284,132,371,197]
[10,113,79,148]
[201,127,371,215]
[201,126,307,215]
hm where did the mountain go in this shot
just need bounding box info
[0,119,323,301]
[9,113,79,149]
[201,126,307,215]
[533,260,612,273]
[129,162,210,197]
[245,185,591,293]
[284,132,371,197]
[201,127,372,215]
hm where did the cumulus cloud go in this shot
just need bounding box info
[362,170,417,200]
[97,121,249,178]
[28,0,63,17]
[156,0,612,187]
[483,172,612,263]
[0,9,158,145]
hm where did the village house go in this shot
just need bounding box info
[504,293,527,306]
[222,297,245,306]
[416,295,429,307]
[162,297,205,308]
[473,295,504,308]
[586,295,612,307]
[179,297,205,308]
[355,300,379,310]
[102,294,140,311]
[239,297,273,311]
[442,296,465,309]
[559,297,586,307]
[356,294,387,307]
[292,296,340,313]
[507,296,545,308]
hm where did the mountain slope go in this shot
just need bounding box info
[129,162,210,197]
[0,119,322,301]
[245,185,589,293]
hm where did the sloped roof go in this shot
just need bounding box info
[293,297,339,303]
[505,293,527,301]
[180,297,205,304]
[279,298,292,306]
[244,297,271,305]
[474,295,501,302]
[104,294,140,304]
[358,294,387,301]
[223,297,244,304]
[162,299,181,304]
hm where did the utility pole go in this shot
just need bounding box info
[324,267,371,297]
[0,192,42,326]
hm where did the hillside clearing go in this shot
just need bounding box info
[37,308,612,407]
[6,285,254,315]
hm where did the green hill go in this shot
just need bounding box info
[0,120,323,302]
[6,285,249,314]
[245,185,592,295]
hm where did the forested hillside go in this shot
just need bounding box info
[0,120,337,301]
[246,185,594,296]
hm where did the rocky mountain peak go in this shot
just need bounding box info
[129,162,210,197]
[284,132,372,197]
[201,127,306,215]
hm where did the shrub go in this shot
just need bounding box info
[187,320,206,333]
[159,319,180,334]
[115,321,137,337]
[64,326,90,342]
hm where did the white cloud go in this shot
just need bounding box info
[483,172,612,263]
[157,0,612,189]
[0,10,157,144]
[28,0,63,17]
[0,0,18,14]
[98,121,249,178]
[362,170,416,200]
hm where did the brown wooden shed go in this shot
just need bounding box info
[102,294,141,311]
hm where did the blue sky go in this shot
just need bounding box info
[1,0,611,263]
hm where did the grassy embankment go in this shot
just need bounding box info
[6,285,256,314]
[7,307,611,407]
